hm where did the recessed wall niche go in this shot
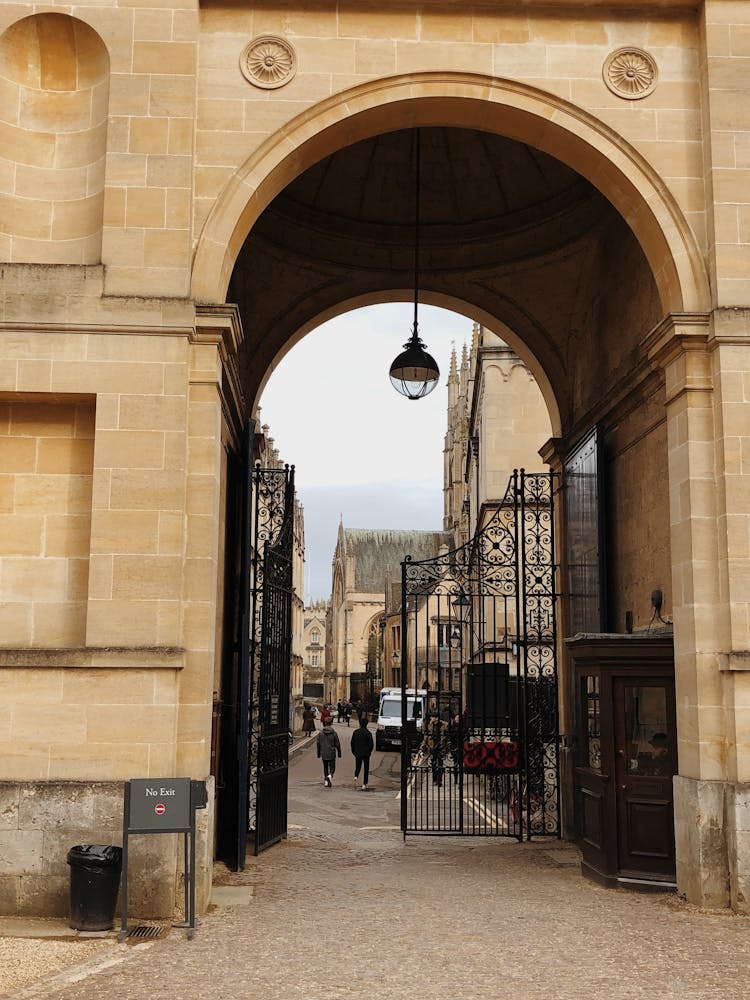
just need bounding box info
[0,14,110,264]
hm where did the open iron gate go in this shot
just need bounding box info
[248,464,295,856]
[216,447,295,870]
[400,470,559,839]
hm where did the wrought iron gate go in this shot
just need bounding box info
[400,469,559,839]
[216,427,296,869]
[248,464,295,855]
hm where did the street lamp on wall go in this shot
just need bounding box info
[389,128,440,400]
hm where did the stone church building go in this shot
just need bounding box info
[327,524,448,703]
[0,0,749,915]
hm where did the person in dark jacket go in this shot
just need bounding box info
[350,715,374,790]
[302,706,315,737]
[316,718,342,786]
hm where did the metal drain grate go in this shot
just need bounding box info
[126,924,167,941]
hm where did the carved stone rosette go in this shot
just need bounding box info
[603,47,658,100]
[240,35,297,90]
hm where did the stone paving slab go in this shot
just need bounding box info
[4,740,750,999]
[17,834,750,1000]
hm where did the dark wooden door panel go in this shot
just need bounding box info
[581,785,605,851]
[614,678,677,880]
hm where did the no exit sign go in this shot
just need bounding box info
[128,778,191,832]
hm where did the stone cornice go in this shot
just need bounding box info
[642,312,711,369]
[721,651,750,673]
[194,303,247,446]
[539,437,564,470]
[0,321,195,337]
[0,647,185,669]
[194,303,244,359]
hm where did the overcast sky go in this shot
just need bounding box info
[258,303,473,601]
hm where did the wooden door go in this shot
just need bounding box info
[613,678,677,881]
[575,672,613,880]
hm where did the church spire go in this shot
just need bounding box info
[459,341,469,396]
[447,345,458,409]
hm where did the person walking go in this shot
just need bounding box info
[320,704,333,726]
[317,717,341,786]
[336,701,343,723]
[350,714,374,790]
[343,701,352,727]
[422,709,447,787]
[302,705,315,738]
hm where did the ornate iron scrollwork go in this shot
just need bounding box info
[401,470,559,840]
[248,465,295,853]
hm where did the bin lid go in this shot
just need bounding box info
[67,844,122,866]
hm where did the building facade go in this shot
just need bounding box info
[302,601,327,708]
[444,324,553,543]
[0,0,748,915]
[327,525,449,704]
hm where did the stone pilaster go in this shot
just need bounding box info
[650,313,750,911]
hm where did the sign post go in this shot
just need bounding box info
[119,778,207,941]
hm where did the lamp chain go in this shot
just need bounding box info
[413,128,421,338]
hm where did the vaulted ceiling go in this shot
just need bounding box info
[229,125,660,434]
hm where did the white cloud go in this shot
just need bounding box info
[259,303,473,599]
[259,303,470,486]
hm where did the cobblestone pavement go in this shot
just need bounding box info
[12,730,750,999]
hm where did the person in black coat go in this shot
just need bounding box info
[317,719,342,787]
[350,715,374,790]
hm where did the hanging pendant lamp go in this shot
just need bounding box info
[389,129,440,400]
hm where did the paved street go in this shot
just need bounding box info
[11,721,750,999]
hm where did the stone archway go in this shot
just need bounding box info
[192,73,709,317]
[196,71,750,915]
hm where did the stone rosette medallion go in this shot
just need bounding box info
[603,47,658,100]
[240,35,297,90]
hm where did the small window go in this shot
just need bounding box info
[312,654,318,666]
[311,629,320,645]
[625,685,670,777]
[583,675,601,771]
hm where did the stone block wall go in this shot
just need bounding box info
[0,398,94,648]
[0,780,214,919]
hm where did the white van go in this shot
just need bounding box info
[376,687,427,751]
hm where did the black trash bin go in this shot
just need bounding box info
[67,845,122,931]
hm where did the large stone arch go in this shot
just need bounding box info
[192,73,709,319]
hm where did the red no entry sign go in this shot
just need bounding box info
[155,803,166,815]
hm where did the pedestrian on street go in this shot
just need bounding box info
[320,704,333,725]
[344,701,352,727]
[350,714,374,790]
[422,709,447,787]
[336,700,343,723]
[317,718,342,786]
[302,705,315,737]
